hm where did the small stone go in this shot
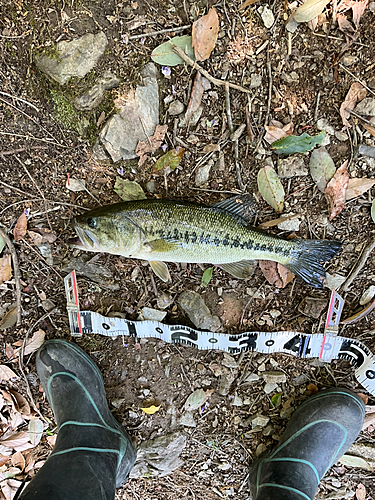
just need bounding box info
[335,131,348,142]
[341,54,358,66]
[195,161,213,186]
[280,407,294,419]
[178,290,222,332]
[250,74,262,88]
[142,389,150,397]
[156,293,173,309]
[260,5,275,28]
[321,134,331,147]
[74,71,120,111]
[168,100,185,115]
[262,371,287,384]
[217,462,231,471]
[256,443,267,457]
[298,297,328,319]
[360,285,375,305]
[293,374,310,386]
[263,424,275,436]
[138,376,148,384]
[277,215,301,232]
[128,410,139,419]
[231,394,243,406]
[277,157,308,178]
[325,273,346,291]
[179,412,197,428]
[252,415,270,428]
[317,118,335,136]
[111,398,125,408]
[355,98,375,116]
[146,180,156,193]
[221,353,238,369]
[140,307,167,322]
[243,373,260,383]
[264,382,279,394]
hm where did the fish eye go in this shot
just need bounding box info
[87,218,97,229]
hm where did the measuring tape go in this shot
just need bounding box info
[64,271,375,397]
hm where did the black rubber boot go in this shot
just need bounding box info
[249,388,365,500]
[19,339,136,500]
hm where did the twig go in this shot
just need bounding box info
[340,238,375,292]
[170,43,250,94]
[21,239,64,281]
[0,227,22,326]
[349,109,375,127]
[0,91,39,112]
[339,64,375,97]
[0,130,65,147]
[224,83,234,135]
[254,58,272,153]
[224,83,244,191]
[128,24,190,40]
[314,91,321,123]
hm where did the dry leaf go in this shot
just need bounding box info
[357,393,369,405]
[346,178,375,200]
[66,178,86,192]
[28,419,43,446]
[135,124,168,166]
[356,484,366,500]
[0,255,12,285]
[16,330,45,357]
[1,479,23,500]
[13,213,27,242]
[290,0,331,23]
[192,7,219,61]
[0,306,17,331]
[339,454,373,470]
[141,405,161,415]
[0,366,18,382]
[0,431,32,452]
[363,116,375,138]
[239,0,260,9]
[47,434,57,448]
[5,345,16,362]
[338,0,369,28]
[0,456,9,467]
[185,72,210,125]
[11,451,25,471]
[258,261,295,288]
[264,121,294,145]
[28,228,57,245]
[10,390,31,417]
[325,160,349,220]
[340,82,367,127]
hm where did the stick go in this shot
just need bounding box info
[0,91,39,112]
[339,64,375,97]
[349,109,375,127]
[128,24,190,40]
[170,43,251,94]
[341,238,375,292]
[0,227,22,326]
[225,83,244,191]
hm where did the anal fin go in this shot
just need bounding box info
[219,260,256,279]
[149,261,170,282]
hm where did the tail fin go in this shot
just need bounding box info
[286,239,342,288]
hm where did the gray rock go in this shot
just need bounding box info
[317,118,335,136]
[262,371,286,384]
[156,293,173,309]
[74,71,120,111]
[63,257,119,290]
[178,290,222,331]
[264,382,279,394]
[221,353,238,369]
[251,415,270,428]
[355,97,375,116]
[218,367,236,396]
[168,100,185,115]
[36,32,108,85]
[179,412,197,428]
[130,432,187,478]
[250,74,262,88]
[298,297,327,319]
[277,215,301,232]
[325,272,346,291]
[259,5,275,28]
[335,131,348,141]
[231,394,243,406]
[92,140,110,161]
[278,157,308,178]
[37,242,53,266]
[180,106,203,128]
[140,307,167,322]
[99,63,159,161]
[195,161,212,186]
[285,18,299,33]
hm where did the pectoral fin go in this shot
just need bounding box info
[220,260,256,279]
[149,261,170,282]
[146,238,180,253]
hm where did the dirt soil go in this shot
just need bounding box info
[1,0,375,498]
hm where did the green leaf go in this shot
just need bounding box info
[151,35,195,67]
[201,267,213,287]
[272,131,326,155]
[309,147,336,192]
[153,147,184,171]
[371,199,375,224]
[257,166,285,213]
[114,178,146,201]
[271,393,282,407]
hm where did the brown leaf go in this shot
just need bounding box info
[0,456,9,467]
[28,228,57,245]
[356,483,366,500]
[185,72,209,125]
[0,431,32,452]
[47,434,57,448]
[11,451,25,471]
[337,12,356,36]
[325,160,349,220]
[346,178,375,200]
[264,121,294,144]
[363,116,375,137]
[13,213,27,242]
[1,479,23,500]
[202,144,220,154]
[239,0,260,8]
[135,124,168,166]
[5,345,16,362]
[340,82,367,127]
[192,7,219,61]
[245,104,255,142]
[258,261,295,288]
[357,393,369,405]
[0,306,17,331]
[15,330,45,357]
[10,391,31,417]
[0,366,18,382]
[338,0,369,28]
[0,256,12,285]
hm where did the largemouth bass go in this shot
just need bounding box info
[70,195,342,288]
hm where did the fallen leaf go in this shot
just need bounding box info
[239,0,260,9]
[0,306,17,331]
[357,393,369,405]
[345,178,375,200]
[15,330,45,357]
[141,405,160,415]
[0,456,9,467]
[337,12,356,36]
[10,390,31,417]
[135,124,168,166]
[0,366,18,382]
[339,454,373,471]
[13,213,27,242]
[307,383,319,394]
[257,166,285,213]
[338,0,369,28]
[192,7,219,61]
[66,178,86,192]
[202,144,220,153]
[271,131,325,155]
[47,434,57,447]
[309,147,336,192]
[325,160,349,220]
[271,393,282,407]
[151,35,195,66]
[264,122,294,144]
[258,261,295,288]
[1,479,23,500]
[290,0,331,23]
[363,409,375,430]
[340,82,367,127]
[0,255,12,285]
[114,178,146,201]
[201,267,213,287]
[356,484,366,500]
[11,451,25,471]
[153,147,184,171]
[184,389,213,412]
[258,213,300,229]
[363,116,375,138]
[185,72,210,125]
[28,228,57,245]
[0,431,32,452]
[28,419,43,446]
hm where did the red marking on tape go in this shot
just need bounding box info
[319,336,326,359]
[71,270,82,334]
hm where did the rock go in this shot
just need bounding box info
[262,424,275,436]
[293,373,310,386]
[168,100,185,115]
[259,5,275,28]
[140,307,167,322]
[280,407,294,419]
[264,382,279,394]
[262,371,286,384]
[62,257,119,290]
[37,242,53,266]
[277,157,308,178]
[251,415,270,428]
[335,131,348,141]
[231,394,243,406]
[256,443,267,457]
[178,290,222,331]
[340,54,359,66]
[298,297,327,319]
[156,293,174,309]
[92,140,110,161]
[250,74,262,88]
[285,17,299,33]
[355,98,375,116]
[130,432,187,478]
[180,106,203,128]
[277,215,301,232]
[243,373,260,383]
[195,161,213,186]
[218,367,236,396]
[325,272,346,291]
[317,118,335,136]
[36,32,108,85]
[179,412,197,428]
[99,63,159,161]
[360,285,375,305]
[221,353,238,369]
[74,71,120,111]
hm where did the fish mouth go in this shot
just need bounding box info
[68,220,100,251]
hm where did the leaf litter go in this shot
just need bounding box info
[192,7,219,62]
[325,160,349,220]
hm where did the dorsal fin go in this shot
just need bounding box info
[212,194,257,224]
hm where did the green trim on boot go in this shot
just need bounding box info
[249,388,365,500]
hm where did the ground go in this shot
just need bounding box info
[0,0,375,498]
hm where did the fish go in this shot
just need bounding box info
[70,195,342,288]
